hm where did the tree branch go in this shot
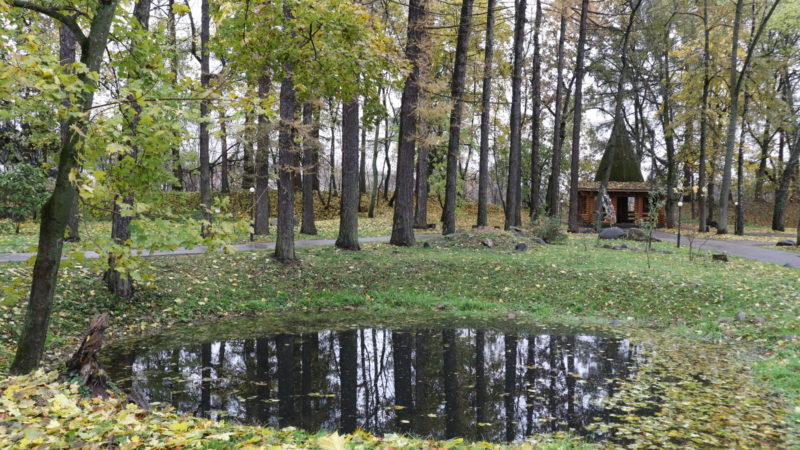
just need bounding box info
[10,1,87,44]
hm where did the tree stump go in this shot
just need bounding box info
[65,313,112,398]
[64,313,149,409]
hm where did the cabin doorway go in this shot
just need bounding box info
[616,196,631,224]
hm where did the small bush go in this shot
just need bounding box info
[532,217,567,244]
[0,164,48,233]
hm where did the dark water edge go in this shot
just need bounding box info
[102,313,641,443]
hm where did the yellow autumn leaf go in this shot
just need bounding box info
[117,411,139,426]
[169,421,190,433]
[316,432,347,450]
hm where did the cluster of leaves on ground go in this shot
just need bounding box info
[0,370,591,449]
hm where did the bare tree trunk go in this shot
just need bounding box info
[275,6,297,262]
[505,0,525,230]
[697,0,711,232]
[10,0,119,375]
[327,101,338,205]
[60,23,80,242]
[568,0,589,232]
[301,102,318,235]
[546,3,568,218]
[660,28,677,229]
[390,0,428,246]
[242,113,255,190]
[735,93,750,235]
[337,98,361,250]
[220,114,230,193]
[199,0,211,235]
[414,122,430,228]
[167,0,183,191]
[442,0,474,235]
[369,91,383,218]
[717,0,744,234]
[530,0,543,222]
[477,0,495,227]
[383,121,392,201]
[359,119,367,196]
[254,74,271,236]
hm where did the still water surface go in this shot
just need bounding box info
[105,322,639,442]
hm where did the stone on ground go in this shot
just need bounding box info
[599,227,627,240]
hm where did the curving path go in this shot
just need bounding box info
[0,235,440,264]
[1,232,797,268]
[653,231,800,269]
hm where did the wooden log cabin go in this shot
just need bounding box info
[578,181,666,227]
[580,114,666,228]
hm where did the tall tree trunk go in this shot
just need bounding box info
[167,0,183,191]
[336,98,361,250]
[60,23,80,242]
[301,102,318,235]
[717,0,744,234]
[383,119,392,201]
[220,114,230,193]
[660,29,677,229]
[718,0,782,233]
[199,0,211,235]
[735,92,750,235]
[442,0,475,235]
[254,74,271,235]
[568,0,589,232]
[369,92,383,218]
[275,6,297,262]
[242,113,255,190]
[414,121,430,228]
[359,120,367,196]
[505,0,525,230]
[105,0,151,300]
[10,0,120,375]
[327,101,338,204]
[529,0,543,222]
[390,0,428,246]
[477,0,496,227]
[697,0,711,232]
[545,3,568,218]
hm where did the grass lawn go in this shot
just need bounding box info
[0,226,798,448]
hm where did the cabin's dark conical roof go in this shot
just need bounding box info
[595,116,644,183]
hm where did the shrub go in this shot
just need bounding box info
[0,164,48,233]
[531,217,567,244]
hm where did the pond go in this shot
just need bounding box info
[103,314,641,443]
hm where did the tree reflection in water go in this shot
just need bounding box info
[105,328,639,442]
